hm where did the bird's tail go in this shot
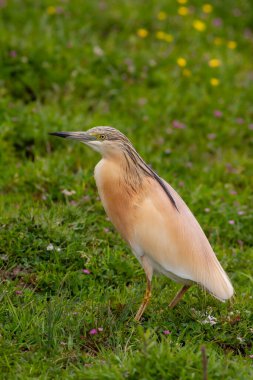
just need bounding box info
[199,252,234,301]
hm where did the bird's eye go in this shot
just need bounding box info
[99,134,106,140]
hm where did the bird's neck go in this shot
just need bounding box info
[118,151,146,191]
[98,145,179,211]
[98,147,148,195]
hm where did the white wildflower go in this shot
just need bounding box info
[61,189,76,196]
[202,315,217,325]
[93,46,104,57]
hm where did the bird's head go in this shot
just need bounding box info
[50,126,131,157]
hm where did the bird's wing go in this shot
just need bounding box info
[132,177,233,300]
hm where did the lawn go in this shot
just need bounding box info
[0,0,253,378]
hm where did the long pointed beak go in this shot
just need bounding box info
[49,131,96,142]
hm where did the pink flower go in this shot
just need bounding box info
[15,290,23,295]
[82,269,90,274]
[244,28,253,39]
[137,98,147,106]
[89,327,103,335]
[228,220,235,225]
[89,329,98,335]
[236,118,244,124]
[207,133,216,140]
[172,120,186,129]
[238,210,245,215]
[226,163,237,173]
[249,354,253,358]
[163,330,171,335]
[248,124,253,130]
[229,190,237,195]
[237,240,244,247]
[214,110,223,118]
[10,50,17,58]
[82,195,91,202]
[56,6,64,14]
[212,18,222,27]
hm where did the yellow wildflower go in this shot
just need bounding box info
[156,31,166,40]
[213,37,223,46]
[177,0,188,4]
[47,6,56,15]
[137,28,148,38]
[157,11,167,20]
[178,7,189,16]
[182,69,191,77]
[227,40,237,49]
[210,78,220,86]
[177,57,187,67]
[156,32,173,42]
[193,20,206,32]
[208,59,221,68]
[164,33,173,42]
[202,4,213,13]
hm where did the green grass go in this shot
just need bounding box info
[0,0,253,378]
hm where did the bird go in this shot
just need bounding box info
[50,126,234,321]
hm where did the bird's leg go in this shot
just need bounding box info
[134,256,153,322]
[169,285,190,309]
[134,276,151,322]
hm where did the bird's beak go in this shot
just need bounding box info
[49,131,96,142]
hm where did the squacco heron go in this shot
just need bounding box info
[50,126,234,321]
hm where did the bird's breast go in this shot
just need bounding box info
[94,159,140,242]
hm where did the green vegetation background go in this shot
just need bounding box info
[0,0,252,378]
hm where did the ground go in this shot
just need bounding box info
[0,0,253,378]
